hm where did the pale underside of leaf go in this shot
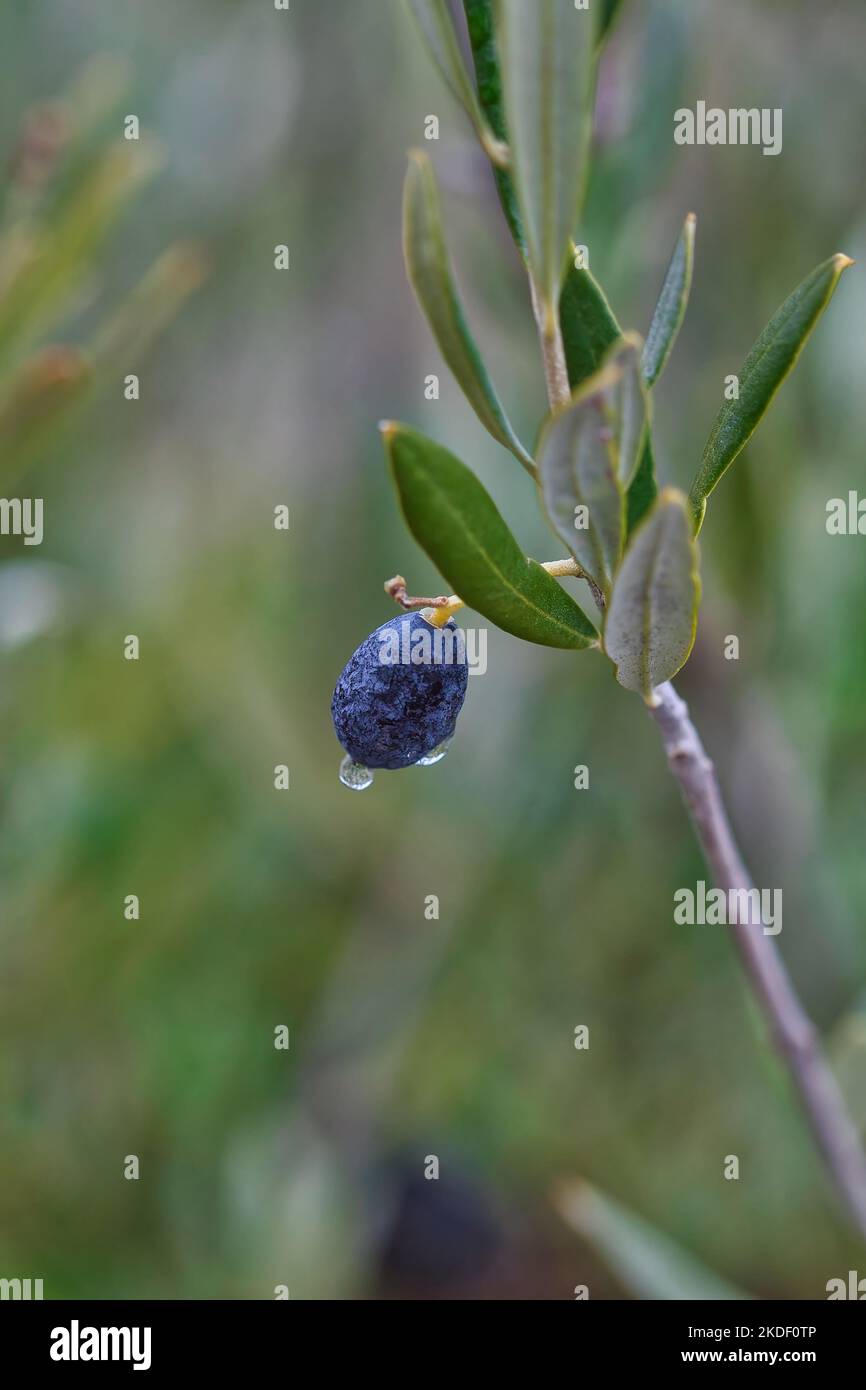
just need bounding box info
[403,151,534,475]
[538,363,624,596]
[604,333,649,487]
[603,489,700,697]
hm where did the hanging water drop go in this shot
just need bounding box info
[339,755,374,790]
[415,737,451,766]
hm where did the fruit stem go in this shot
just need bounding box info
[386,558,587,626]
[425,599,464,627]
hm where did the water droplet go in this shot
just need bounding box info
[339,755,374,790]
[415,737,451,766]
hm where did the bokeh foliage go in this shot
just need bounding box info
[1,0,865,1299]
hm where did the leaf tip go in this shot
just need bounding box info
[405,148,431,189]
[379,419,399,443]
[834,253,855,272]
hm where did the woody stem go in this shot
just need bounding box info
[648,680,866,1241]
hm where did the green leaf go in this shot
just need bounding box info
[689,253,853,531]
[403,152,535,476]
[559,260,658,530]
[626,439,658,532]
[537,362,624,597]
[462,0,525,253]
[642,212,695,387]
[537,336,646,596]
[496,0,597,313]
[604,333,649,488]
[383,421,598,649]
[559,251,621,390]
[604,488,700,696]
[556,1181,751,1301]
[404,0,507,165]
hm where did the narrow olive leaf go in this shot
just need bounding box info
[604,333,649,488]
[559,250,620,389]
[689,253,853,531]
[559,253,658,529]
[404,0,507,165]
[604,488,700,697]
[626,440,658,532]
[642,213,695,387]
[537,337,646,593]
[403,152,535,476]
[556,1181,750,1301]
[497,0,597,314]
[462,0,525,254]
[383,421,598,649]
[537,363,624,597]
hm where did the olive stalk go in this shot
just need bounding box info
[386,556,586,628]
[529,271,571,411]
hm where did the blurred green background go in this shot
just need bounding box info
[1,0,865,1300]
